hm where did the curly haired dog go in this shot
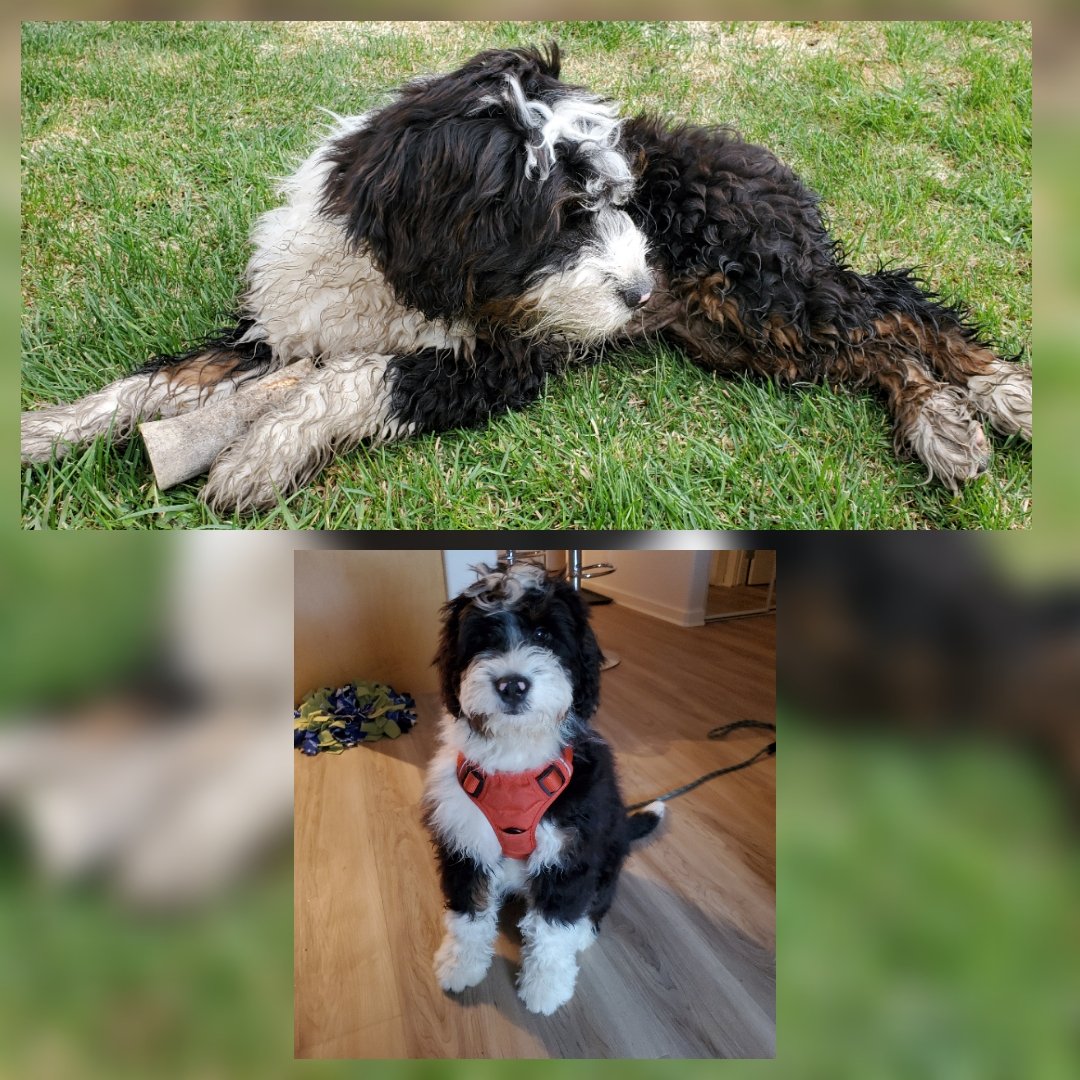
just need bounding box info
[423,562,663,1014]
[20,43,1030,509]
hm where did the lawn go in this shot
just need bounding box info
[20,20,1031,529]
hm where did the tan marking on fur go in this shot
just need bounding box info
[464,713,492,737]
[163,352,249,390]
[476,295,540,326]
[871,313,1005,382]
[681,272,740,331]
[766,314,804,353]
[697,291,745,334]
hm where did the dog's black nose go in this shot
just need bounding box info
[494,675,531,704]
[620,283,652,309]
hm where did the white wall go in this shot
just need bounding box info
[579,550,713,626]
[441,550,499,600]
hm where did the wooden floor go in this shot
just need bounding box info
[294,602,776,1059]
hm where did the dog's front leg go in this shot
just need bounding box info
[200,335,559,511]
[200,352,405,512]
[430,843,502,993]
[517,906,598,1015]
[21,364,247,465]
[434,903,502,993]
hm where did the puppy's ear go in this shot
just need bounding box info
[433,594,471,717]
[319,47,568,322]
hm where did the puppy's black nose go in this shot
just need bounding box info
[494,675,531,704]
[620,283,652,309]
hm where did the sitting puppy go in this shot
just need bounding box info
[423,562,663,1015]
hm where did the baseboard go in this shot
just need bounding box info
[585,581,705,627]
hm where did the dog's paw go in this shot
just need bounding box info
[966,362,1031,441]
[517,962,579,1015]
[433,911,497,993]
[20,410,69,463]
[899,386,991,492]
[515,911,593,1014]
[434,932,493,993]
[201,449,285,514]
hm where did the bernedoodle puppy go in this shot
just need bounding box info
[21,43,1030,509]
[422,563,663,1014]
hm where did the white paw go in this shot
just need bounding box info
[21,412,65,463]
[515,911,593,1014]
[201,449,283,513]
[434,933,493,993]
[901,386,990,492]
[433,910,498,993]
[517,963,578,1015]
[967,363,1031,441]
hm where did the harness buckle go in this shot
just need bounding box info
[536,762,568,796]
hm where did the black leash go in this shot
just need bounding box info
[626,719,776,811]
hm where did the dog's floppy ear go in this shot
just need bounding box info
[433,593,472,717]
[319,45,569,322]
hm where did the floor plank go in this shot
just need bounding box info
[295,602,776,1058]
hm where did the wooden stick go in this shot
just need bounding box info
[139,359,315,490]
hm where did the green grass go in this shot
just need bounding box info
[0,843,295,1077]
[21,20,1031,529]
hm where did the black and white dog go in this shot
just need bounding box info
[423,562,662,1014]
[21,42,1029,509]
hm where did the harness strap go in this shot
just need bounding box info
[456,746,574,859]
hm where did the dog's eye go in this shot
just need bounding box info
[532,626,552,643]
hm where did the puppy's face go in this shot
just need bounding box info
[456,616,574,735]
[320,44,652,339]
[436,565,602,738]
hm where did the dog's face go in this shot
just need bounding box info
[321,44,652,341]
[435,563,602,739]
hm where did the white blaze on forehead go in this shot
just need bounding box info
[591,207,651,282]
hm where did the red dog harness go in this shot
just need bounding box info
[456,747,574,859]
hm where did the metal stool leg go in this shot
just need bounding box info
[566,549,616,605]
[564,550,620,668]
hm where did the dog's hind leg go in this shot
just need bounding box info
[860,269,1031,442]
[662,274,1016,489]
[855,351,992,490]
[21,327,277,464]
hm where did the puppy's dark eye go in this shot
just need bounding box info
[532,626,552,644]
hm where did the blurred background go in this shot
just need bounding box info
[7,9,1079,1080]
[2,530,1076,1076]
